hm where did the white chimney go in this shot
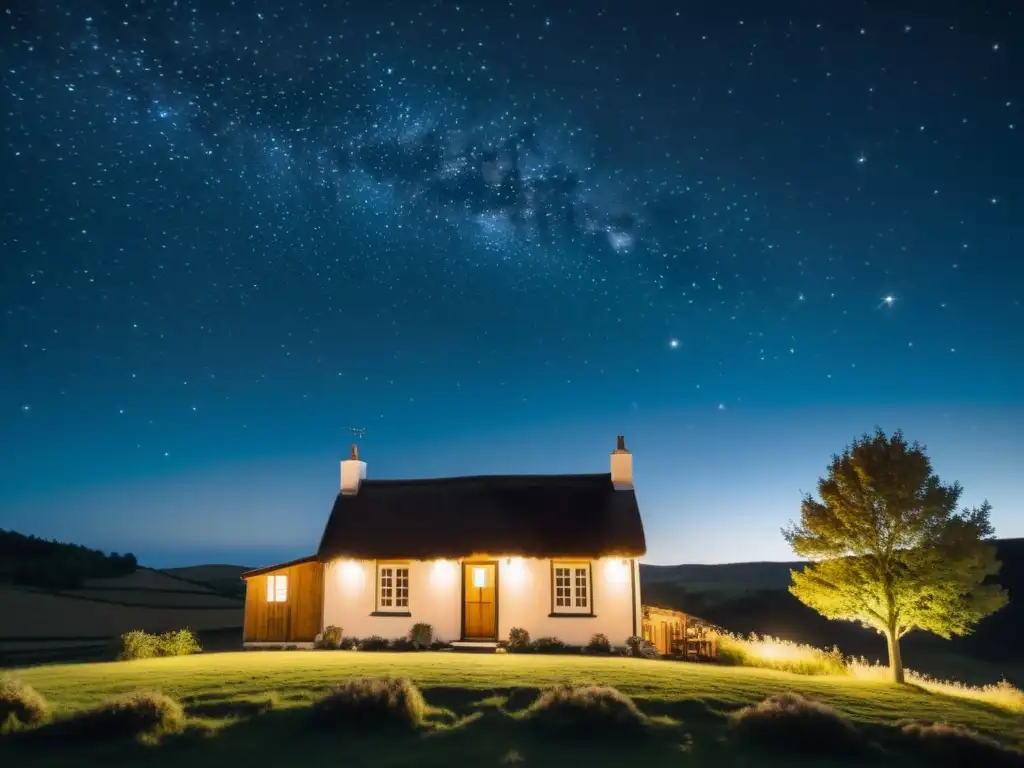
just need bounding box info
[610,435,633,490]
[340,444,367,495]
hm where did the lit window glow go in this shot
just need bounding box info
[553,562,591,613]
[378,564,410,611]
[266,574,287,602]
[472,566,487,588]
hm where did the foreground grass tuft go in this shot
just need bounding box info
[525,683,650,738]
[898,721,1024,767]
[310,677,426,730]
[0,677,50,730]
[729,692,866,757]
[60,690,185,742]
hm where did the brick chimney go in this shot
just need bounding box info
[610,435,633,490]
[340,444,367,495]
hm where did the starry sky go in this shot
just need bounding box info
[1,0,1021,569]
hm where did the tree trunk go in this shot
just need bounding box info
[886,630,905,684]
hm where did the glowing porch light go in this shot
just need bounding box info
[504,557,526,587]
[605,558,630,584]
[430,559,456,587]
[338,560,364,588]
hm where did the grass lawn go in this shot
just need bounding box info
[4,651,1023,767]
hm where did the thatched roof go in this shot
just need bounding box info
[317,473,646,561]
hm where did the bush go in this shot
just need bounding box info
[428,641,451,651]
[717,633,847,676]
[626,635,659,659]
[118,630,160,660]
[0,677,49,729]
[409,623,433,648]
[899,722,1023,767]
[66,691,184,741]
[358,636,390,651]
[507,627,531,652]
[311,677,426,729]
[532,637,566,654]
[158,628,201,657]
[340,636,359,650]
[729,693,865,757]
[321,625,343,650]
[117,628,201,660]
[586,633,612,654]
[390,638,415,651]
[526,684,649,738]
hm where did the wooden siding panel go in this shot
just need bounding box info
[242,560,324,643]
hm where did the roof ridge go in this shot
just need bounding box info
[356,472,612,487]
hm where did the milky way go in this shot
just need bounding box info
[6,1,723,299]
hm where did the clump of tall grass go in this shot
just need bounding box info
[716,633,848,676]
[310,677,426,729]
[898,721,1023,767]
[847,659,1024,712]
[0,677,50,731]
[524,684,652,738]
[729,692,867,757]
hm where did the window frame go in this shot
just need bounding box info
[373,561,412,616]
[549,560,594,617]
[266,573,288,603]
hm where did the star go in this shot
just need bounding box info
[669,338,679,349]
[882,296,895,307]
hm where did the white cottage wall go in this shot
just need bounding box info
[322,556,640,647]
[321,559,462,642]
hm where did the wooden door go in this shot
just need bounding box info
[462,562,497,639]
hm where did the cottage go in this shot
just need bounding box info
[241,436,646,648]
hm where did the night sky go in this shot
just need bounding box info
[2,0,1021,568]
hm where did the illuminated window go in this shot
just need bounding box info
[378,563,410,611]
[266,574,287,603]
[552,562,590,614]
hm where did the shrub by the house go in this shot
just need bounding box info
[526,684,649,738]
[311,677,426,729]
[339,636,359,650]
[409,623,433,648]
[358,635,390,651]
[320,625,343,650]
[626,635,659,659]
[531,636,566,654]
[117,629,201,660]
[507,627,531,652]
[0,677,49,730]
[586,633,612,654]
[729,692,866,757]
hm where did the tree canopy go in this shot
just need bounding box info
[782,428,1007,682]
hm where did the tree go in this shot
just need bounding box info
[782,429,1008,683]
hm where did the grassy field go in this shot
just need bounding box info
[3,651,1022,767]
